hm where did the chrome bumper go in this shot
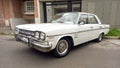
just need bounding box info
[15,34,52,52]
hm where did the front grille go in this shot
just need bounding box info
[19,29,34,36]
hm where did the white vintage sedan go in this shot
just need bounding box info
[15,12,110,57]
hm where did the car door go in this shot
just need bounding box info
[75,14,93,45]
[87,14,100,39]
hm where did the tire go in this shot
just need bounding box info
[51,39,71,58]
[96,33,103,42]
[15,34,20,41]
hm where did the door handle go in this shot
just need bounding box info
[90,26,93,29]
[99,26,102,28]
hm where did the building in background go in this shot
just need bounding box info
[0,0,35,30]
[0,0,120,30]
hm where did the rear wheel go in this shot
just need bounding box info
[96,33,103,42]
[51,39,71,58]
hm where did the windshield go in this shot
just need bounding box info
[49,13,79,24]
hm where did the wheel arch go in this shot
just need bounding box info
[100,32,105,35]
[97,32,104,38]
[57,35,74,48]
[98,31,105,36]
[51,35,74,57]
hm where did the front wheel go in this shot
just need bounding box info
[15,34,20,41]
[51,39,71,58]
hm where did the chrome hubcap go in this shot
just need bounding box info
[99,34,102,41]
[57,40,68,55]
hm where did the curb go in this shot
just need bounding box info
[104,36,120,39]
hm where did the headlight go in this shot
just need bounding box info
[35,31,46,41]
[15,28,19,34]
[40,32,46,41]
[35,31,40,39]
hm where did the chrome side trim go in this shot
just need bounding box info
[47,27,109,37]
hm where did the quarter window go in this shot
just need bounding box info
[88,15,98,24]
[24,1,34,14]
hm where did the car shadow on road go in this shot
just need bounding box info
[25,40,96,59]
[11,36,105,59]
[25,48,56,59]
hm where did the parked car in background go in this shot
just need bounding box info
[14,12,110,57]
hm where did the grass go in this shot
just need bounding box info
[0,32,13,36]
[0,32,6,35]
[106,28,120,36]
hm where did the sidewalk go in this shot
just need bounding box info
[0,27,13,35]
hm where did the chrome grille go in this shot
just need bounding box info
[19,29,34,36]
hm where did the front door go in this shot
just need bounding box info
[75,14,92,45]
[76,14,100,45]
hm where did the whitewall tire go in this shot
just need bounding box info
[96,33,103,42]
[51,39,71,58]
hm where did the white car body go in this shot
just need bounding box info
[15,12,110,57]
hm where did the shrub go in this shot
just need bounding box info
[106,28,120,36]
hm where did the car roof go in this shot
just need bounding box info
[57,12,95,15]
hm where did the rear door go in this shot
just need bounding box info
[88,14,100,39]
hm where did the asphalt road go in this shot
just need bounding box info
[0,36,120,68]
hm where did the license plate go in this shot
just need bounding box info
[21,37,28,43]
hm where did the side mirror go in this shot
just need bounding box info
[78,21,84,25]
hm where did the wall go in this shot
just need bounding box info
[82,0,120,28]
[10,18,28,30]
[10,0,35,30]
[0,0,12,26]
[11,0,22,18]
[0,0,3,26]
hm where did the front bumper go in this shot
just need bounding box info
[15,34,52,52]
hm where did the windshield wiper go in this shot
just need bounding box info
[57,21,64,23]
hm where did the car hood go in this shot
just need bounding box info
[16,23,78,36]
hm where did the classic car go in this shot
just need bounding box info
[14,12,110,57]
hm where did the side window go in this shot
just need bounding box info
[88,15,98,24]
[78,14,88,24]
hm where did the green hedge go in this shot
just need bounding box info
[106,28,120,36]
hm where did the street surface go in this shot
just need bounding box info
[0,36,120,68]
